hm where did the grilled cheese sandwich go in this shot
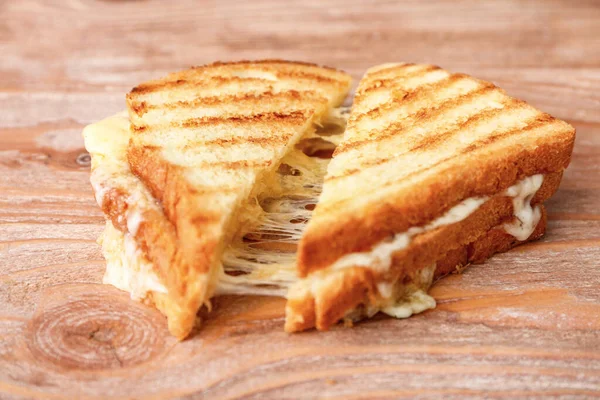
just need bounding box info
[89,110,552,330]
[83,60,575,339]
[93,121,543,324]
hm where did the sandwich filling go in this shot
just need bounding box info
[287,174,543,322]
[100,221,166,300]
[88,110,544,324]
[325,174,543,273]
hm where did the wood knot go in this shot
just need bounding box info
[76,152,91,166]
[27,284,167,370]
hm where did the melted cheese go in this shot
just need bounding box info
[84,113,169,301]
[382,290,436,319]
[100,221,167,299]
[380,263,437,318]
[346,263,437,322]
[503,174,544,240]
[83,112,161,238]
[217,126,333,295]
[326,174,544,274]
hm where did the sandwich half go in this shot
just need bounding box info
[287,63,575,332]
[84,60,352,339]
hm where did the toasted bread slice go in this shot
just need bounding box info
[84,107,347,336]
[292,63,575,331]
[119,60,351,339]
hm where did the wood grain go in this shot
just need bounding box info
[1,0,599,398]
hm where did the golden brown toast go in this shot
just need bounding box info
[290,63,575,332]
[95,61,351,339]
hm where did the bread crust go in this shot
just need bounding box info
[285,203,549,333]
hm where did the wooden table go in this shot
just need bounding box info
[1,0,599,398]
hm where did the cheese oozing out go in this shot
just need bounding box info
[84,112,169,298]
[503,174,544,240]
[326,174,544,273]
[88,109,347,300]
[86,108,544,324]
[100,221,167,299]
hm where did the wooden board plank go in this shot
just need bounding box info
[1,0,599,398]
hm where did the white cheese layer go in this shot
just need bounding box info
[329,174,544,274]
[503,174,544,240]
[100,221,167,299]
[84,113,169,300]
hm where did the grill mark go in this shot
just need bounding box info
[130,62,349,97]
[135,144,160,152]
[201,60,349,83]
[192,160,272,169]
[352,68,445,117]
[189,214,221,225]
[133,90,324,117]
[351,73,477,126]
[460,114,555,152]
[357,65,442,95]
[131,132,294,148]
[186,186,240,196]
[132,124,147,133]
[326,111,553,184]
[184,66,345,86]
[129,76,271,96]
[388,114,555,186]
[336,84,499,155]
[329,101,525,180]
[202,134,294,147]
[273,69,346,86]
[155,141,274,169]
[180,110,310,128]
[318,115,556,216]
[132,110,312,132]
